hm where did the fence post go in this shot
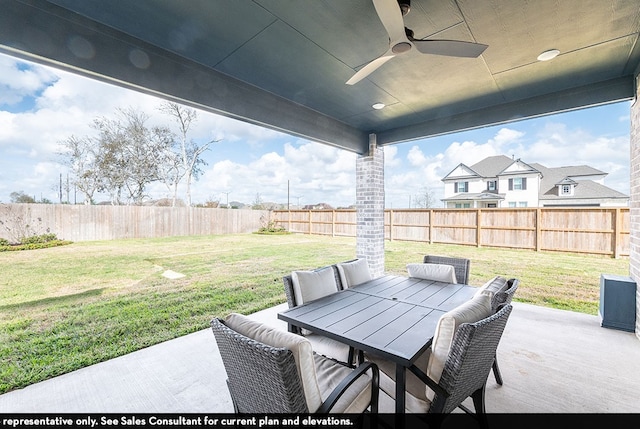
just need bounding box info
[332,210,336,237]
[308,210,312,235]
[476,209,482,248]
[614,208,621,259]
[429,209,433,244]
[536,208,542,252]
[389,209,394,241]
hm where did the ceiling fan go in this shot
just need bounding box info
[346,0,488,85]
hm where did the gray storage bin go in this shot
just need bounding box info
[599,274,636,332]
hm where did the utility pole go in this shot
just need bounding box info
[222,191,231,208]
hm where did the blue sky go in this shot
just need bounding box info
[0,52,631,208]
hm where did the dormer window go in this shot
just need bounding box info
[559,184,575,196]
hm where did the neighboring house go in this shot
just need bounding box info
[441,155,629,208]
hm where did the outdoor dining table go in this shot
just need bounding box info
[277,274,478,414]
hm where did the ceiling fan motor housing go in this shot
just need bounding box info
[398,0,410,16]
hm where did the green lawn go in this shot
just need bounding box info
[0,233,629,394]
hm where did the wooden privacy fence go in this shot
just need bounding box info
[272,207,630,258]
[0,204,267,242]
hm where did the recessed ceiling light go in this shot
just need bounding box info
[372,103,385,110]
[537,49,560,61]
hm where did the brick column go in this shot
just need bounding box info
[356,134,385,278]
[631,70,640,340]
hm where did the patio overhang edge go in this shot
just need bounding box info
[375,76,635,146]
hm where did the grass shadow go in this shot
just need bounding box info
[0,288,105,311]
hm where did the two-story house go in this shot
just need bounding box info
[441,155,629,208]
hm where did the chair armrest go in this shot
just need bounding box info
[316,361,380,414]
[408,365,450,399]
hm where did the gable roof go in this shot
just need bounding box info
[533,163,627,199]
[441,163,481,181]
[540,180,629,200]
[468,155,514,177]
[529,163,606,180]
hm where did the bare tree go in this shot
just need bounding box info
[414,186,436,208]
[58,135,101,204]
[159,102,220,206]
[252,192,265,210]
[60,107,175,205]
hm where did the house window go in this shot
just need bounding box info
[561,185,571,195]
[518,202,528,207]
[508,202,516,208]
[455,203,471,208]
[455,182,468,193]
[487,181,497,191]
[509,177,527,191]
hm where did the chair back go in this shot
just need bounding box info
[282,263,349,333]
[211,317,309,413]
[492,278,519,312]
[429,304,512,414]
[423,255,471,285]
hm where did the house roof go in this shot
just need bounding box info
[540,180,629,200]
[467,155,514,178]
[534,163,628,200]
[453,155,541,179]
[529,163,606,179]
[1,1,638,154]
[442,192,505,202]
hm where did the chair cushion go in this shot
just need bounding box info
[305,333,352,364]
[291,267,339,305]
[313,354,373,413]
[407,263,457,283]
[426,293,492,400]
[291,268,339,336]
[224,313,323,412]
[336,259,372,288]
[473,275,508,300]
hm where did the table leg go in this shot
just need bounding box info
[395,364,406,413]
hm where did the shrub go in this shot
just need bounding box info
[0,239,72,252]
[20,233,58,245]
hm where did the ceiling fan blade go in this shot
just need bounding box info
[372,0,407,43]
[346,52,395,85]
[412,39,488,58]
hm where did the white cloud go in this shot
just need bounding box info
[191,141,357,207]
[0,56,58,106]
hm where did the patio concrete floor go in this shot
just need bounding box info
[1,302,639,413]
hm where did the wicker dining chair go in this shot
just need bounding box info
[283,261,359,365]
[423,255,471,285]
[367,304,512,420]
[489,278,519,386]
[211,313,379,414]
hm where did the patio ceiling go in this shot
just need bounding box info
[1,0,639,154]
